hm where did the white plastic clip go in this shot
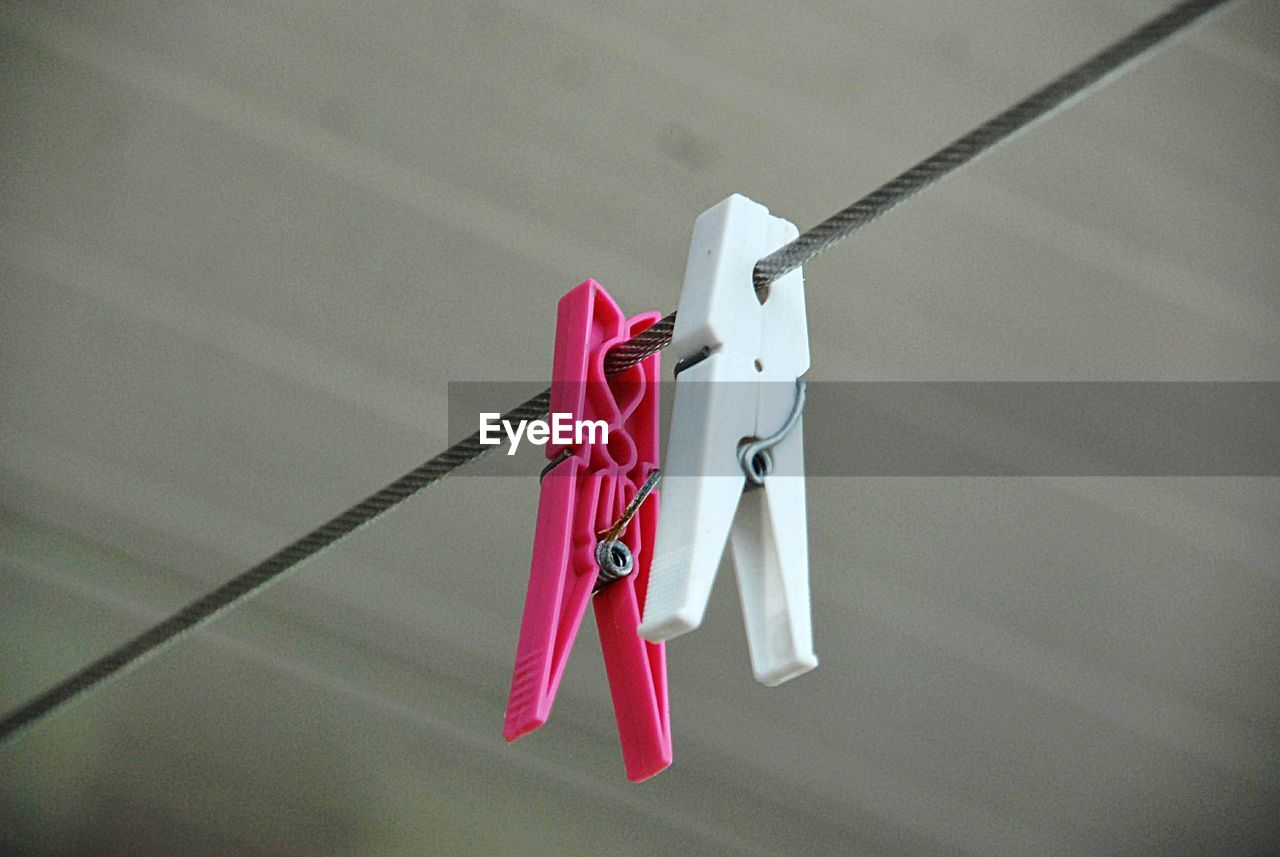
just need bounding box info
[639,194,817,686]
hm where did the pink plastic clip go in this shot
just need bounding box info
[503,280,671,782]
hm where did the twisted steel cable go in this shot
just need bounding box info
[752,0,1235,296]
[0,0,1234,742]
[0,390,551,741]
[603,312,677,375]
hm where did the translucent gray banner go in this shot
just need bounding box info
[447,382,1280,477]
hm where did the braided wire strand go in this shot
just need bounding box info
[752,0,1235,295]
[0,390,551,741]
[0,0,1234,742]
[602,313,677,375]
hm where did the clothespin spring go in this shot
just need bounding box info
[594,468,661,591]
[736,379,807,488]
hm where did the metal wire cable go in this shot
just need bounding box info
[603,312,677,375]
[0,390,550,741]
[0,0,1233,743]
[752,0,1236,296]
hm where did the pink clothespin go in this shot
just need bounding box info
[504,280,671,782]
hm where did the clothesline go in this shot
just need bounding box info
[0,0,1236,743]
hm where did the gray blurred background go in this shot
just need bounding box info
[2,1,1278,854]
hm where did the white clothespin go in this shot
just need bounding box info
[638,194,816,686]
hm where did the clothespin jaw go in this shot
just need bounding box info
[504,280,672,782]
[638,194,817,686]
